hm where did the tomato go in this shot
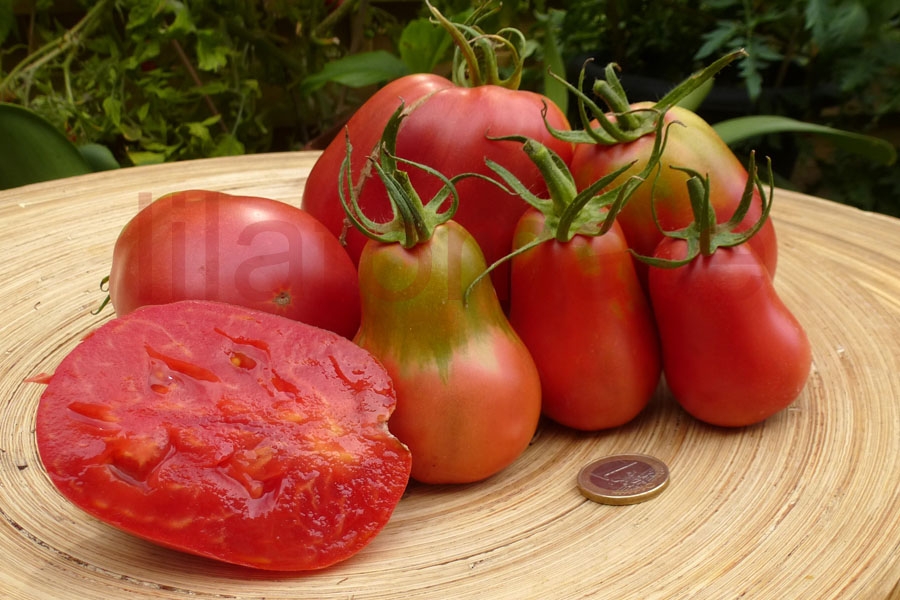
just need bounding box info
[356,220,542,483]
[649,240,810,427]
[108,190,361,339]
[302,6,572,306]
[570,104,778,284]
[35,300,411,571]
[643,162,810,427]
[342,105,541,484]
[551,52,777,286]
[481,132,664,430]
[509,212,661,430]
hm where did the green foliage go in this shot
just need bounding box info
[1,0,896,217]
[0,0,421,164]
[695,0,900,117]
[560,0,711,79]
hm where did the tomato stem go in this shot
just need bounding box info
[338,103,466,248]
[631,151,775,268]
[467,112,671,299]
[426,1,524,90]
[90,274,112,315]
[543,49,747,146]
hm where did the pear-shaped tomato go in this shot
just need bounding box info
[482,132,665,431]
[650,241,810,427]
[356,220,541,482]
[510,213,660,430]
[641,159,810,427]
[341,105,541,484]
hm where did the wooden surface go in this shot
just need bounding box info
[1,152,899,599]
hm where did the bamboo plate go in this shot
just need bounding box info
[1,152,899,599]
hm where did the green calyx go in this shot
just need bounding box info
[489,108,671,244]
[338,103,461,249]
[426,0,525,90]
[633,151,775,269]
[545,49,748,145]
[463,109,672,302]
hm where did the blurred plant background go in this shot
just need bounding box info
[1,0,897,215]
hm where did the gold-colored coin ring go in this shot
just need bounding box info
[577,454,670,505]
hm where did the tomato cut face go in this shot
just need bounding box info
[35,300,411,571]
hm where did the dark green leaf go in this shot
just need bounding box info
[0,103,92,190]
[695,22,739,60]
[211,133,245,157]
[398,18,451,74]
[78,143,120,171]
[300,51,409,94]
[714,115,898,165]
[827,1,870,47]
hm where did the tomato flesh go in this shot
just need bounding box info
[35,300,411,571]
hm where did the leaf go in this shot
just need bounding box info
[127,150,167,165]
[102,96,123,127]
[185,121,211,142]
[804,0,830,46]
[713,115,898,165]
[827,0,870,47]
[535,9,568,116]
[398,18,451,74]
[78,143,120,171]
[125,0,162,30]
[165,1,196,36]
[695,22,739,60]
[749,40,784,62]
[0,103,92,190]
[196,29,230,71]
[676,77,714,113]
[300,51,409,94]
[211,133,244,157]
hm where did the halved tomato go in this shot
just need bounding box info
[34,300,411,571]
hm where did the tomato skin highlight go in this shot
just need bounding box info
[648,240,812,427]
[109,189,361,339]
[302,76,573,305]
[570,105,778,283]
[509,211,661,430]
[354,221,542,484]
[35,300,411,571]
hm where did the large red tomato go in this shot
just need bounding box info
[35,300,411,570]
[108,190,361,339]
[302,64,572,305]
